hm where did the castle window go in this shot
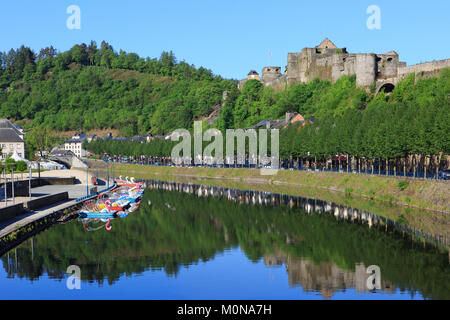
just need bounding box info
[387,57,393,62]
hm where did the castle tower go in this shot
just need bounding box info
[247,70,260,80]
[262,66,282,83]
[355,54,377,87]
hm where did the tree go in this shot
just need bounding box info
[26,126,54,159]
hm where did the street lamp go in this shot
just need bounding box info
[4,162,16,205]
[111,161,113,183]
[83,161,89,197]
[28,162,32,200]
[1,164,6,206]
[104,159,109,188]
[86,166,89,197]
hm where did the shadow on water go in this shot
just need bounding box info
[1,180,449,299]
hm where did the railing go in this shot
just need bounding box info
[75,182,117,203]
[105,157,449,182]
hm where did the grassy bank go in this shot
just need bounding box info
[111,165,449,210]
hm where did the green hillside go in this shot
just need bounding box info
[0,41,235,136]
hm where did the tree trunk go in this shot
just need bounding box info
[394,158,397,177]
[377,159,380,176]
[416,154,422,179]
[437,152,442,180]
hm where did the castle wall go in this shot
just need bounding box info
[397,59,450,77]
[241,41,449,91]
[286,52,303,84]
[287,50,376,86]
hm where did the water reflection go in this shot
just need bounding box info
[265,254,395,299]
[1,180,449,300]
[147,180,448,246]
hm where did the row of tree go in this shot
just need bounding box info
[0,41,222,85]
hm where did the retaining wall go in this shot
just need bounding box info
[0,203,25,223]
[25,192,69,211]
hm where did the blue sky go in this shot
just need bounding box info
[0,248,423,300]
[0,0,449,79]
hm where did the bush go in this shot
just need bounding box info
[396,214,408,225]
[16,160,28,172]
[4,158,16,173]
[397,180,409,191]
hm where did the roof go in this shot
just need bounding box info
[10,151,28,162]
[0,128,25,143]
[130,135,148,142]
[0,119,23,136]
[286,112,304,122]
[102,133,113,140]
[248,70,259,75]
[66,132,87,143]
[384,50,399,56]
[50,149,74,156]
[112,137,128,141]
[248,119,285,129]
[316,38,337,49]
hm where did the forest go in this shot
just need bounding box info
[0,41,235,136]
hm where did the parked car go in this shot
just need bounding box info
[438,169,450,180]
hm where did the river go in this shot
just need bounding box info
[1,181,449,300]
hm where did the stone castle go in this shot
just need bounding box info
[239,38,450,93]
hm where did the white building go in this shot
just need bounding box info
[64,132,88,158]
[0,119,25,160]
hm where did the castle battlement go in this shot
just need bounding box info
[239,39,450,93]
